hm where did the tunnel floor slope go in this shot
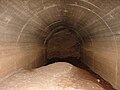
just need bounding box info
[0,62,113,90]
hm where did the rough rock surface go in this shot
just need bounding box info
[0,62,105,90]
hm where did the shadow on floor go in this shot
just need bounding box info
[46,57,86,68]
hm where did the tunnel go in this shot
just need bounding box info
[0,0,120,90]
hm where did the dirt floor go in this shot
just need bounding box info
[47,57,116,90]
[0,57,116,90]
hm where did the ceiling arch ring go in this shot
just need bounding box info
[43,25,86,47]
[68,4,117,52]
[16,1,103,43]
[16,5,60,43]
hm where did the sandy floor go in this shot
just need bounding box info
[0,62,106,90]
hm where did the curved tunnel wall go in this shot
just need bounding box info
[0,0,120,89]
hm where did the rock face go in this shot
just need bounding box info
[0,62,105,90]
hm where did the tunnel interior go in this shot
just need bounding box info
[44,23,82,67]
[0,0,120,90]
[44,23,81,59]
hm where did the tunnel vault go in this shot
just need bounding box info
[0,0,120,89]
[43,24,82,59]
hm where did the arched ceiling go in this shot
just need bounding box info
[0,0,120,45]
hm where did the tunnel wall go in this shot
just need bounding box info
[0,0,46,79]
[80,5,120,89]
[0,44,45,79]
[82,41,119,88]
